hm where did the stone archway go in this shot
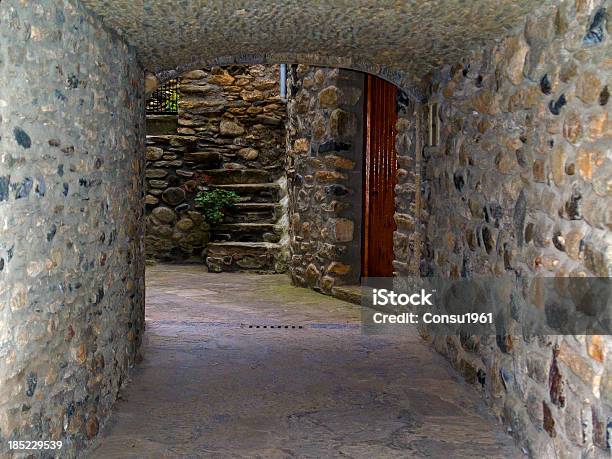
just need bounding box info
[144,64,291,269]
[1,0,610,457]
[150,54,423,102]
[143,61,410,288]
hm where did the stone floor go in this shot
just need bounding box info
[89,265,521,458]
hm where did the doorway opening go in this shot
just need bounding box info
[143,64,403,292]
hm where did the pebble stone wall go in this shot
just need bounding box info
[286,65,365,293]
[0,0,145,456]
[411,1,611,456]
[80,0,543,94]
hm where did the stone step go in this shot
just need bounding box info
[224,203,282,224]
[211,223,281,243]
[210,183,281,203]
[203,169,271,184]
[331,285,362,305]
[205,242,283,273]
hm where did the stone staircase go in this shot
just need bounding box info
[204,177,286,273]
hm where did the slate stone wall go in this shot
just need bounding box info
[145,65,287,263]
[414,2,611,455]
[286,65,365,292]
[0,0,145,456]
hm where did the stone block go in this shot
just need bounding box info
[330,109,354,138]
[162,187,186,206]
[314,171,347,183]
[146,169,168,178]
[563,111,582,144]
[145,195,159,205]
[220,120,245,136]
[326,262,351,275]
[550,146,566,186]
[176,218,194,231]
[585,112,609,140]
[575,71,601,104]
[146,146,164,160]
[318,86,339,108]
[576,147,604,181]
[332,219,354,242]
[470,89,499,115]
[152,206,176,224]
[305,263,321,286]
[237,148,259,160]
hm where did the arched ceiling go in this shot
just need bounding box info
[80,0,544,89]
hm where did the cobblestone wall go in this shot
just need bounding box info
[145,65,287,263]
[286,65,365,291]
[393,94,423,277]
[416,1,611,455]
[0,0,145,456]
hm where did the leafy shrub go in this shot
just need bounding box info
[194,189,240,224]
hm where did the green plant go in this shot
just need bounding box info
[194,189,240,224]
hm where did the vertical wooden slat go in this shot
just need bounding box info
[362,75,398,278]
[362,75,371,276]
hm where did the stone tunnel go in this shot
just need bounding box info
[0,0,610,457]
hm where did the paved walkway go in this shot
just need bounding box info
[90,265,520,458]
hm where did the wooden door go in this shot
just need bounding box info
[362,75,398,278]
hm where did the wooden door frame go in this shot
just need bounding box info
[361,74,398,278]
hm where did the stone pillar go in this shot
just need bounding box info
[286,66,365,292]
[393,94,425,276]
